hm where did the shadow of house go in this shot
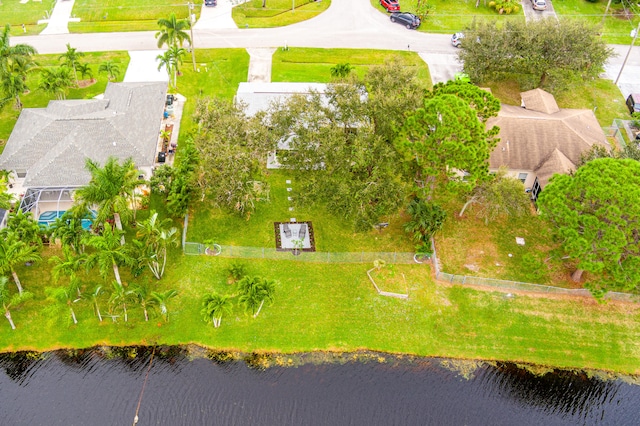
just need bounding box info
[487,89,610,201]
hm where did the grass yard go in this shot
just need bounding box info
[370,0,525,34]
[2,246,640,374]
[0,51,130,150]
[0,0,55,33]
[271,47,432,87]
[232,0,331,28]
[553,0,640,45]
[187,169,414,252]
[68,0,202,33]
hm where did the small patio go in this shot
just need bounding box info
[274,221,316,252]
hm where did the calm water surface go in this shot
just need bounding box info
[0,347,637,425]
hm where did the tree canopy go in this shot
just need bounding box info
[458,20,612,91]
[538,158,640,295]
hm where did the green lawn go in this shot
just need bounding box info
[553,0,640,45]
[68,0,202,33]
[232,0,331,28]
[271,47,432,86]
[0,51,130,150]
[1,0,55,34]
[2,245,640,374]
[371,0,525,34]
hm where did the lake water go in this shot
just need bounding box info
[0,347,637,425]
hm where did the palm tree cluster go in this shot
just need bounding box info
[201,273,277,328]
[155,13,191,90]
[0,24,37,111]
[0,157,180,329]
[38,43,93,100]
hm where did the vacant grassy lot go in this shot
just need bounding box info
[2,244,639,374]
[232,0,330,28]
[68,0,202,33]
[371,0,525,34]
[1,0,54,34]
[0,51,130,150]
[553,0,640,45]
[271,47,432,86]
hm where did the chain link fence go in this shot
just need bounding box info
[183,242,416,264]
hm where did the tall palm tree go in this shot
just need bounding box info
[82,284,105,322]
[48,210,90,255]
[76,62,94,82]
[0,24,37,73]
[155,13,191,49]
[74,157,141,232]
[238,276,277,318]
[201,292,233,328]
[0,276,33,330]
[132,282,155,321]
[83,224,133,286]
[0,235,41,295]
[49,248,87,296]
[151,289,178,322]
[59,43,84,86]
[3,209,42,247]
[38,66,74,100]
[98,60,120,81]
[46,279,80,325]
[0,70,27,110]
[135,211,178,280]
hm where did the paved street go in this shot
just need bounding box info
[9,0,640,94]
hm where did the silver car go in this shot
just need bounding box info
[531,0,547,11]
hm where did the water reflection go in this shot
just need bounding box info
[0,348,637,425]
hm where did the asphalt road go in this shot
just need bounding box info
[10,0,640,94]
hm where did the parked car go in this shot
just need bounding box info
[451,32,465,48]
[205,0,217,6]
[380,0,400,12]
[531,0,547,10]
[626,93,640,115]
[389,12,420,30]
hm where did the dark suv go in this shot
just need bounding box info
[380,0,400,12]
[626,93,640,115]
[390,12,420,30]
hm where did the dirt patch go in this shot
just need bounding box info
[77,79,97,89]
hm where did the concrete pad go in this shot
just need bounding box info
[193,0,238,30]
[419,52,462,84]
[246,47,277,83]
[123,51,170,83]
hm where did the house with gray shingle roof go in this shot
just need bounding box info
[0,81,167,188]
[487,89,609,200]
[0,81,167,227]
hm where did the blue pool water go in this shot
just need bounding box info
[38,210,93,230]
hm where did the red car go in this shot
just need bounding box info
[380,0,400,12]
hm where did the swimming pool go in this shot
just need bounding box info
[38,211,94,230]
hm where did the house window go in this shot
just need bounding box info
[518,173,528,183]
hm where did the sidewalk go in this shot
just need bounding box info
[193,0,237,30]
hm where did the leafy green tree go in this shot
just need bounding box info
[579,143,640,166]
[59,43,84,86]
[82,284,105,322]
[131,282,155,322]
[238,276,276,318]
[83,225,134,286]
[192,97,272,217]
[430,80,501,124]
[488,0,520,14]
[458,168,531,224]
[155,13,191,49]
[459,20,612,91]
[38,66,74,100]
[134,211,178,280]
[151,289,178,322]
[47,209,91,254]
[0,24,37,110]
[3,209,42,247]
[201,292,233,328]
[330,63,354,79]
[0,175,13,210]
[98,60,120,81]
[0,235,41,295]
[50,248,86,296]
[396,92,498,200]
[538,158,640,294]
[0,70,28,110]
[403,198,446,251]
[0,24,37,74]
[74,157,141,231]
[267,84,406,231]
[0,276,33,330]
[46,279,80,325]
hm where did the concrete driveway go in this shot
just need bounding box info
[521,0,558,22]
